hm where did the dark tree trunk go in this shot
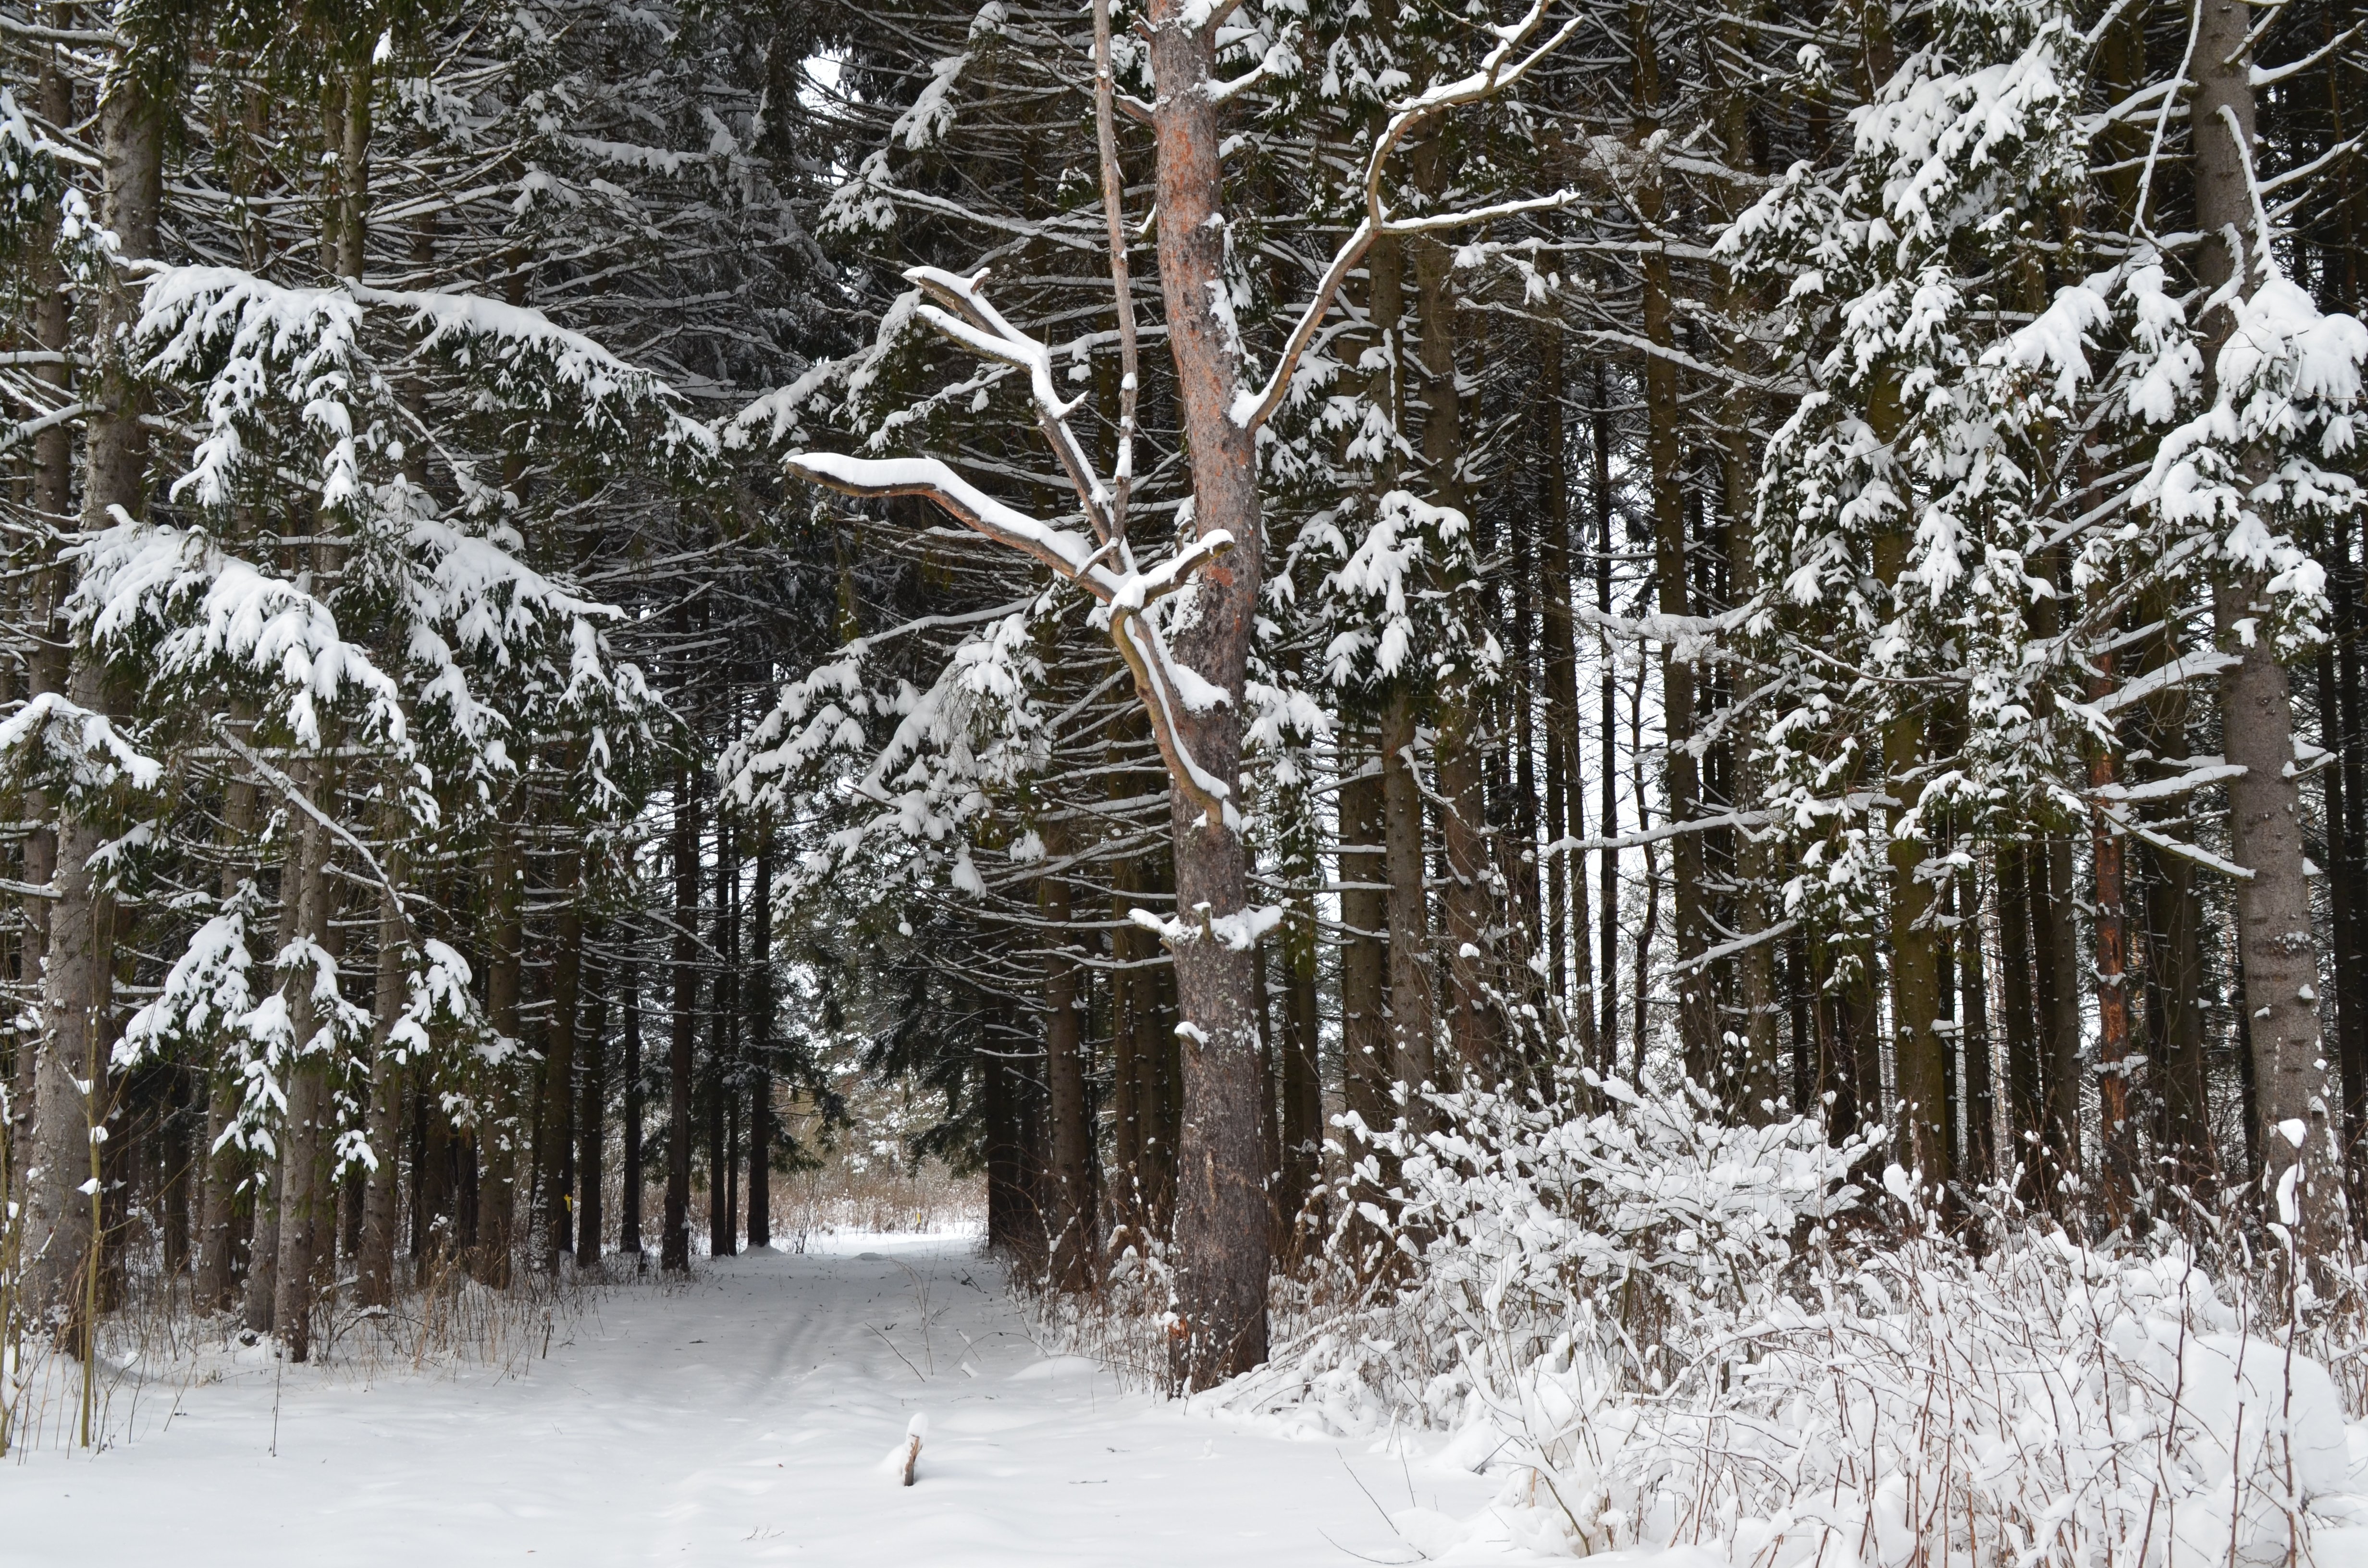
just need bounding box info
[1339,758,1392,1147]
[664,768,700,1274]
[357,866,409,1308]
[1996,842,2042,1197]
[272,797,337,1361]
[1041,868,1093,1289]
[1959,880,1995,1187]
[1381,691,1435,1124]
[2030,836,2084,1205]
[476,831,522,1288]
[1592,367,1621,1058]
[747,833,773,1251]
[577,943,607,1267]
[539,855,583,1273]
[620,962,644,1259]
[709,823,738,1260]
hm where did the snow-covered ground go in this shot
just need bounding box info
[0,1234,1499,1566]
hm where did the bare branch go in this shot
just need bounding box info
[1229,0,1583,433]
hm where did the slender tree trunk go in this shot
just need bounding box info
[708,815,736,1261]
[13,55,72,1223]
[2031,835,2084,1204]
[1959,879,1995,1185]
[577,943,607,1266]
[747,831,772,1252]
[619,962,644,1260]
[1538,336,1596,1058]
[1338,758,1392,1145]
[476,830,522,1288]
[26,69,161,1337]
[273,802,337,1362]
[356,863,408,1309]
[2331,527,2368,1192]
[1278,882,1321,1239]
[1864,361,1946,1188]
[663,768,699,1274]
[2191,0,2343,1256]
[538,853,583,1273]
[1594,372,1621,1062]
[1040,866,1092,1289]
[1631,13,1709,1082]
[1146,0,1270,1381]
[1109,868,1144,1235]
[1381,691,1435,1123]
[2089,674,2139,1230]
[1996,842,2042,1196]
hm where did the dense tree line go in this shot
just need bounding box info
[0,0,2363,1428]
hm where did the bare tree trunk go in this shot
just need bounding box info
[26,73,161,1337]
[747,829,773,1252]
[2031,834,2084,1204]
[273,800,337,1362]
[538,854,582,1274]
[709,822,737,1260]
[356,863,407,1309]
[1631,8,1709,1083]
[14,53,74,1217]
[196,736,261,1311]
[1146,0,1269,1381]
[2089,659,2139,1229]
[1277,884,1321,1240]
[663,767,699,1274]
[1339,759,1392,1144]
[1536,332,1596,1064]
[1863,359,1946,1188]
[1594,371,1621,1061]
[476,831,521,1288]
[1408,217,1495,1085]
[1381,691,1435,1124]
[1959,880,1995,1185]
[577,943,608,1266]
[1040,868,1092,1290]
[619,962,643,1260]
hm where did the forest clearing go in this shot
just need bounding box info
[4,0,2368,1560]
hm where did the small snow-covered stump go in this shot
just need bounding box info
[892,1413,926,1486]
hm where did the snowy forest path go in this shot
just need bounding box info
[1,1234,1496,1565]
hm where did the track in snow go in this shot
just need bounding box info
[0,1234,1497,1566]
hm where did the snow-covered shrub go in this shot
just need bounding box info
[1206,1080,2364,1567]
[1209,1076,1873,1437]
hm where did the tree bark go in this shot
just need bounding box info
[1537,327,1595,1060]
[25,68,161,1337]
[709,822,737,1260]
[475,831,522,1288]
[538,853,583,1273]
[1146,0,1270,1383]
[1040,867,1093,1289]
[2192,0,2343,1256]
[1381,691,1435,1125]
[663,768,699,1273]
[1593,370,1621,1060]
[272,800,337,1362]
[356,866,407,1309]
[577,943,607,1266]
[1277,882,1322,1240]
[747,830,773,1252]
[1338,758,1392,1147]
[2031,834,2084,1204]
[619,961,644,1260]
[1631,11,1710,1082]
